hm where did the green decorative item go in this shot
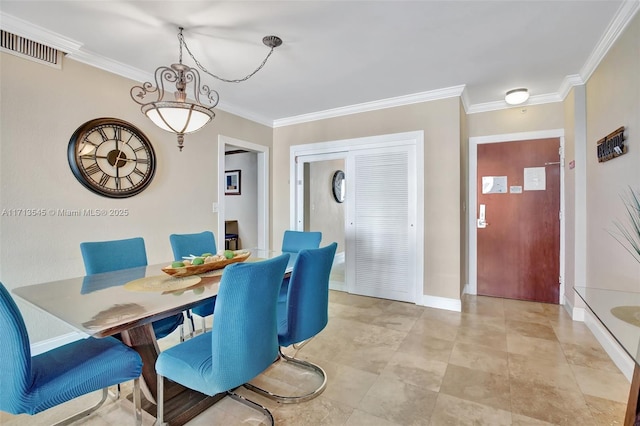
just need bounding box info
[610,186,640,263]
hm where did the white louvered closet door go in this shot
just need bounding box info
[346,144,416,303]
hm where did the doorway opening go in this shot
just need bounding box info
[468,129,565,304]
[217,135,269,252]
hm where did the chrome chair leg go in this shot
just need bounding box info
[227,390,274,426]
[243,347,327,404]
[108,384,121,401]
[186,310,196,338]
[155,374,166,426]
[133,378,142,426]
[52,388,108,426]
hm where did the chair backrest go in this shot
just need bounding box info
[169,231,217,261]
[0,282,32,414]
[281,230,322,254]
[280,242,337,347]
[208,254,289,393]
[80,237,147,274]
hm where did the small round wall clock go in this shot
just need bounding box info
[67,118,156,198]
[332,170,345,203]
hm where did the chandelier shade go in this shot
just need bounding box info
[130,28,282,151]
[142,102,214,134]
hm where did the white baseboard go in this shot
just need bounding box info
[462,283,470,296]
[575,306,634,382]
[420,294,462,312]
[30,331,88,356]
[329,281,346,292]
[564,293,585,321]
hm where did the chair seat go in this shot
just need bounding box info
[152,313,185,339]
[191,298,216,318]
[155,255,289,426]
[156,332,215,395]
[8,336,141,415]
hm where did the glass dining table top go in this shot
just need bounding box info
[13,250,296,338]
[574,286,640,365]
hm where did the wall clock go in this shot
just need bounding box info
[67,118,156,198]
[332,170,345,203]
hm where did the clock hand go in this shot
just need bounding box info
[84,155,139,163]
[113,133,135,169]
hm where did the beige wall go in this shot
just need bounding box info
[273,99,463,300]
[467,103,565,138]
[308,159,346,252]
[0,53,272,341]
[585,12,640,291]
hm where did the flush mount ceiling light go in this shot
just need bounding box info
[505,88,530,105]
[130,27,282,151]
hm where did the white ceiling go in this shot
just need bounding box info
[1,1,637,127]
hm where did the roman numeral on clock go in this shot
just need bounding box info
[85,162,101,175]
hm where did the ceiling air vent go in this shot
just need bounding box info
[1,30,62,69]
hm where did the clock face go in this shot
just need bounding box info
[332,170,345,203]
[68,118,156,198]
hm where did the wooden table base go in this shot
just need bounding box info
[625,363,640,426]
[127,389,225,426]
[121,323,225,425]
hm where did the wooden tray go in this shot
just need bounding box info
[161,251,251,277]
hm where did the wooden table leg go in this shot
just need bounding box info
[121,323,223,425]
[625,363,640,426]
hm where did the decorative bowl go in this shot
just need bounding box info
[161,250,251,277]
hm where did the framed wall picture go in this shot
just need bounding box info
[225,170,241,195]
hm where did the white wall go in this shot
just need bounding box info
[224,152,258,249]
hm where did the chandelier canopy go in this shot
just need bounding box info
[131,28,282,151]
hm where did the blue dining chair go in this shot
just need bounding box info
[245,242,337,403]
[169,231,217,335]
[80,237,185,341]
[280,230,322,298]
[155,254,290,425]
[281,230,322,254]
[0,282,143,425]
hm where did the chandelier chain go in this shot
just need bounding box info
[178,30,276,84]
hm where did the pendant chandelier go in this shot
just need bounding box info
[130,27,282,151]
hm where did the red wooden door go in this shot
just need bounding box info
[477,138,560,303]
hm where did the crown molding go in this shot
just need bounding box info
[3,1,638,127]
[215,100,275,128]
[68,50,151,85]
[0,11,273,127]
[273,85,466,128]
[557,74,586,99]
[579,0,640,83]
[460,87,471,114]
[0,12,82,53]
[466,93,564,115]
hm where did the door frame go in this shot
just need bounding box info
[217,135,269,251]
[290,131,424,304]
[468,129,565,303]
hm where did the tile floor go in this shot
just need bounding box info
[1,292,630,425]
